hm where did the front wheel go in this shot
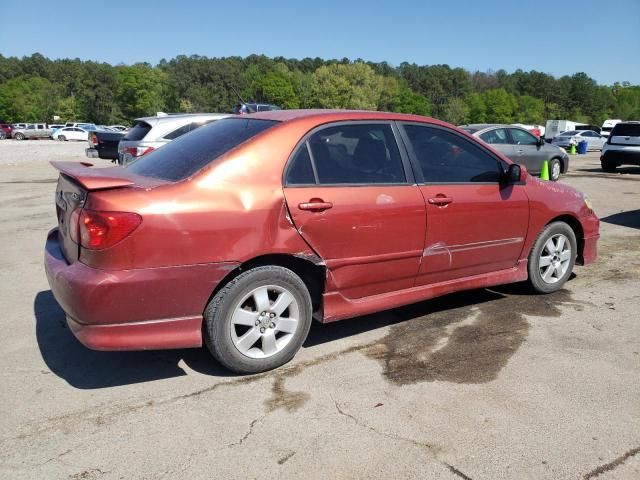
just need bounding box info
[548,158,561,181]
[527,222,577,293]
[204,265,313,374]
[14,133,25,140]
[57,135,66,141]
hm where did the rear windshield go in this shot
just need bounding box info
[611,123,640,137]
[126,118,279,181]
[124,121,152,141]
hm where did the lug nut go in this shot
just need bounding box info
[255,320,260,326]
[269,322,276,329]
[270,313,276,318]
[260,327,266,333]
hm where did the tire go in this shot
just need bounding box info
[548,158,561,181]
[204,265,313,374]
[58,135,66,142]
[14,132,25,140]
[527,221,577,293]
[601,159,617,172]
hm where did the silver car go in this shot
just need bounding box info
[460,124,570,181]
[551,130,606,151]
[117,113,229,165]
[11,123,52,140]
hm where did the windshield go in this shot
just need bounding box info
[559,131,579,136]
[127,118,279,181]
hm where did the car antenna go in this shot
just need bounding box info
[229,84,247,106]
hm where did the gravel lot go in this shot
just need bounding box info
[0,140,638,480]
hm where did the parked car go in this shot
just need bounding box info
[65,122,95,129]
[52,127,89,141]
[545,120,586,142]
[12,123,27,129]
[49,124,66,135]
[108,125,128,132]
[12,123,51,140]
[0,123,12,139]
[233,102,281,114]
[600,121,640,172]
[117,113,228,165]
[44,110,599,373]
[511,123,545,138]
[551,130,606,151]
[86,129,125,160]
[460,124,569,181]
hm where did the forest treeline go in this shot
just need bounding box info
[0,53,638,126]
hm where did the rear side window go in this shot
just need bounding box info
[402,124,504,183]
[479,128,509,144]
[611,124,640,136]
[297,123,405,185]
[163,122,204,140]
[127,118,278,181]
[124,121,152,141]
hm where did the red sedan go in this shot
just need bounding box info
[44,110,599,373]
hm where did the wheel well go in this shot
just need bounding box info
[207,254,326,315]
[547,214,585,263]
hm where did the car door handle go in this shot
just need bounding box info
[515,149,524,154]
[427,196,453,206]
[298,200,333,212]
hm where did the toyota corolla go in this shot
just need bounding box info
[44,110,599,373]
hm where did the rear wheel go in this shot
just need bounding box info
[14,132,24,140]
[549,158,561,181]
[204,265,313,374]
[58,135,66,141]
[601,159,617,172]
[527,222,577,293]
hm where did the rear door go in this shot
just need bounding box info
[478,128,515,159]
[399,123,529,286]
[508,127,547,173]
[283,122,426,299]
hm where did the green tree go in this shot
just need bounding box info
[0,76,60,122]
[466,93,486,123]
[516,95,545,124]
[443,98,469,125]
[482,88,517,123]
[255,66,300,109]
[116,64,166,121]
[312,62,383,110]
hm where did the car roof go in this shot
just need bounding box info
[243,109,453,128]
[135,113,228,123]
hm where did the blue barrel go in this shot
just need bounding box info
[577,140,588,155]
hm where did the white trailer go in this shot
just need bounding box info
[545,120,587,141]
[601,119,622,138]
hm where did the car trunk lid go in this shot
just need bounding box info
[51,161,165,263]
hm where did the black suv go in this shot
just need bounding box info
[601,122,640,171]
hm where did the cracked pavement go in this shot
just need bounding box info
[0,142,639,479]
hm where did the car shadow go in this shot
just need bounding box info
[600,209,640,230]
[35,276,575,389]
[34,290,234,390]
[574,166,640,175]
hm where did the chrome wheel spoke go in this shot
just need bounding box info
[261,331,278,356]
[544,238,557,254]
[539,255,552,268]
[232,308,258,327]
[235,327,261,353]
[556,235,566,252]
[277,318,297,334]
[542,266,555,282]
[271,291,294,317]
[252,287,271,313]
[560,250,571,262]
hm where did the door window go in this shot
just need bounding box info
[509,128,537,145]
[402,124,504,183]
[287,123,406,185]
[479,128,509,144]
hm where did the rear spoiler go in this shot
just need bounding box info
[51,161,167,191]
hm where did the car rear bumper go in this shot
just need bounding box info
[85,148,99,158]
[44,228,239,350]
[601,149,640,166]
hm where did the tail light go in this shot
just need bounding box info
[90,133,99,146]
[71,209,142,250]
[123,146,155,158]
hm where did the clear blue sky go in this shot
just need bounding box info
[1,0,639,85]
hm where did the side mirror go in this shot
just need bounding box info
[503,163,524,184]
[537,136,545,147]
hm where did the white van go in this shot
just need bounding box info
[601,119,622,138]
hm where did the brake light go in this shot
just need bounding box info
[123,146,155,157]
[76,209,142,250]
[90,133,99,146]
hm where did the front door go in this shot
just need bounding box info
[399,123,529,286]
[508,127,548,173]
[283,122,426,299]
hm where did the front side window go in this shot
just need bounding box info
[510,129,537,145]
[301,123,405,185]
[479,128,509,144]
[402,124,504,183]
